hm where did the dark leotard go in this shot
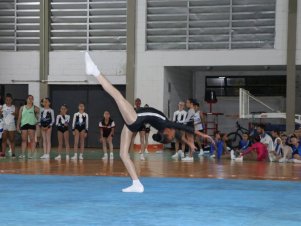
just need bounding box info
[126,107,194,134]
[99,118,115,138]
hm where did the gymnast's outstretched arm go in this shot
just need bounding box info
[165,121,215,144]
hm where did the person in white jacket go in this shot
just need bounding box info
[171,101,187,159]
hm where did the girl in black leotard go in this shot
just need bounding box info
[71,102,88,161]
[55,104,70,160]
[85,52,213,193]
[99,111,115,160]
[39,98,55,160]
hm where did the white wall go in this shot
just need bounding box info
[0,51,40,105]
[164,67,193,119]
[49,51,126,85]
[0,50,127,104]
[135,0,297,114]
[193,72,286,133]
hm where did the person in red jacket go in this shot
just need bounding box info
[235,135,268,161]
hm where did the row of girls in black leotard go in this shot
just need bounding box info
[37,100,114,161]
[39,101,89,160]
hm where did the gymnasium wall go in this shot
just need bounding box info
[193,72,286,133]
[135,0,301,114]
[0,52,40,105]
[48,51,126,85]
[164,67,193,119]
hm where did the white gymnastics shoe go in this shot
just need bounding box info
[85,52,100,77]
[122,180,144,193]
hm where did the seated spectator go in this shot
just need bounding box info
[290,136,301,163]
[278,134,293,163]
[210,131,219,158]
[257,124,273,161]
[235,135,268,162]
[269,130,282,161]
[231,132,251,160]
[210,131,228,159]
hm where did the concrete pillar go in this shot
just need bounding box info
[39,0,50,99]
[286,0,297,133]
[125,0,136,104]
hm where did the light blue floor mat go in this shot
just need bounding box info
[0,174,300,226]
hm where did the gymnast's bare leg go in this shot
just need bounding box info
[85,52,144,193]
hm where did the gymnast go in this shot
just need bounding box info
[85,52,214,193]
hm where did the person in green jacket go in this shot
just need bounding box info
[17,95,39,159]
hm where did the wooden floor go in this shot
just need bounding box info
[1,148,301,181]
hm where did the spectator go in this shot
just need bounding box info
[71,102,88,160]
[290,136,301,163]
[0,115,3,156]
[16,95,39,159]
[269,130,282,162]
[55,104,70,160]
[193,102,205,156]
[99,111,115,160]
[143,104,151,153]
[171,101,187,159]
[257,124,273,161]
[231,133,251,160]
[39,98,55,160]
[131,98,147,161]
[210,131,223,159]
[235,135,268,162]
[1,93,17,158]
[278,134,293,163]
[182,98,195,161]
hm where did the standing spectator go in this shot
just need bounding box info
[193,102,205,156]
[55,104,70,160]
[39,98,55,160]
[132,98,147,160]
[0,115,3,156]
[257,124,273,161]
[143,104,151,153]
[17,95,39,159]
[99,111,115,160]
[182,98,195,161]
[1,94,17,158]
[35,98,44,148]
[171,101,187,159]
[71,102,88,160]
[144,123,151,153]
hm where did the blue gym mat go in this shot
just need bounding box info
[0,174,300,226]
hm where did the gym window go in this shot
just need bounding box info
[205,76,286,97]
